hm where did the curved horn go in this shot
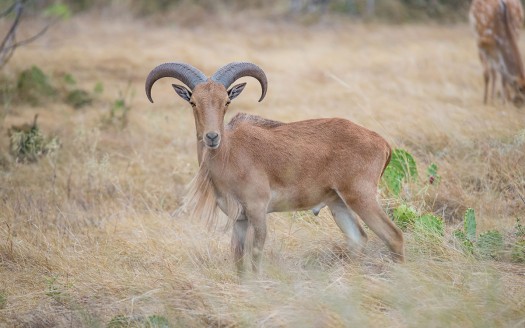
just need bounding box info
[211,62,268,102]
[145,62,207,103]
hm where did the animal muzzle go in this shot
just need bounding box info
[204,132,221,149]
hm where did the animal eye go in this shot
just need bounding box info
[190,101,196,107]
[226,101,231,106]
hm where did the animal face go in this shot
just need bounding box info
[172,80,246,149]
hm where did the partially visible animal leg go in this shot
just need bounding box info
[244,207,267,274]
[489,66,497,103]
[483,64,490,104]
[339,191,405,263]
[328,197,368,258]
[231,216,248,274]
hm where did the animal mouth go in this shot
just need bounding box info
[205,140,220,149]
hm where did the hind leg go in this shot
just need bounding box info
[338,189,405,263]
[328,197,368,257]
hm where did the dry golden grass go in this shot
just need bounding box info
[1,13,525,327]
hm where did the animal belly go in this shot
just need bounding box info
[267,189,337,213]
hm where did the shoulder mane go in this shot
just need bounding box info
[226,113,284,130]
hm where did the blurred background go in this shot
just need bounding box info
[2,0,473,23]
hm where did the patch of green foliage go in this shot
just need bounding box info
[464,208,477,242]
[16,66,57,105]
[43,3,72,19]
[415,214,444,238]
[107,314,170,328]
[453,209,510,261]
[476,230,504,260]
[383,148,418,196]
[511,240,525,263]
[8,115,59,163]
[515,218,525,238]
[146,315,170,328]
[0,290,6,310]
[392,204,418,231]
[392,203,444,239]
[66,89,93,109]
[102,83,133,129]
[61,72,94,109]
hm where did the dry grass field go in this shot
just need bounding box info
[1,12,525,327]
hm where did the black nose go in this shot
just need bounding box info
[206,132,219,141]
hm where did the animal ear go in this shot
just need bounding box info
[172,84,192,102]
[227,83,247,101]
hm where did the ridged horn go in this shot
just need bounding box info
[211,62,268,102]
[145,62,207,103]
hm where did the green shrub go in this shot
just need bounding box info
[393,203,418,231]
[415,214,444,237]
[382,148,418,196]
[476,230,504,260]
[511,240,525,263]
[146,315,170,328]
[453,229,474,254]
[66,89,93,109]
[16,66,56,105]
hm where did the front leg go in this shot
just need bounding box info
[245,207,267,274]
[231,214,248,275]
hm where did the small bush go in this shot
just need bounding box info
[66,89,93,109]
[16,66,56,105]
[511,240,525,263]
[476,230,504,260]
[453,229,474,254]
[393,203,418,231]
[415,214,444,238]
[146,315,170,328]
[8,115,59,163]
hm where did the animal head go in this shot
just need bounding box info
[145,62,267,149]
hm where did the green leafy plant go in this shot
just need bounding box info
[453,208,477,254]
[476,230,504,260]
[464,208,477,242]
[453,229,474,254]
[60,72,93,109]
[392,203,418,231]
[453,208,507,260]
[515,218,525,238]
[415,214,444,237]
[382,148,418,196]
[65,89,92,109]
[146,315,170,328]
[511,240,525,263]
[16,65,56,105]
[0,290,6,310]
